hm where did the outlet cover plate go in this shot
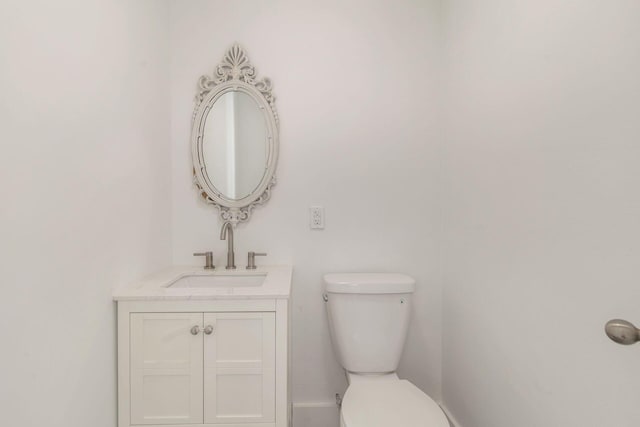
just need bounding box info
[309,206,325,229]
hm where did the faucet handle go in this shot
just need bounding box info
[194,252,215,270]
[246,252,267,270]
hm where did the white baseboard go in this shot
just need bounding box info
[292,401,340,427]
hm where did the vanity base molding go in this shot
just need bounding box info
[116,298,290,427]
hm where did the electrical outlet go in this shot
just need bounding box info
[309,206,325,229]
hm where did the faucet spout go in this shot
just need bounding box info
[220,221,236,270]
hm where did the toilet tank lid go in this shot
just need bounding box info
[323,273,415,294]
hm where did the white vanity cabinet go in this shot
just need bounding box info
[128,311,276,425]
[129,312,204,425]
[202,312,276,424]
[115,267,291,427]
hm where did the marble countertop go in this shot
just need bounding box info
[112,265,292,301]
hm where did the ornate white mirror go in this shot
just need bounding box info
[191,44,279,224]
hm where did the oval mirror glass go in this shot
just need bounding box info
[202,91,268,200]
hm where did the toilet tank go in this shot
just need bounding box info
[324,273,415,374]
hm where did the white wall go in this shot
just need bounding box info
[441,1,640,426]
[169,0,443,406]
[8,2,637,425]
[0,1,171,426]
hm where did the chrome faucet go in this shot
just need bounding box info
[219,221,236,270]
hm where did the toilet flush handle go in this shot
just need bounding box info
[323,293,328,302]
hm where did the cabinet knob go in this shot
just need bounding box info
[190,325,200,335]
[204,325,214,335]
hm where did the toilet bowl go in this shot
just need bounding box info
[324,273,449,427]
[341,377,449,427]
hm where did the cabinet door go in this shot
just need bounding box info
[130,313,204,425]
[203,312,276,424]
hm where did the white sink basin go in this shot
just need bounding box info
[168,273,267,288]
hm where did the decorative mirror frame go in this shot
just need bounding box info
[191,44,279,225]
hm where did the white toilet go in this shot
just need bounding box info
[324,273,449,427]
